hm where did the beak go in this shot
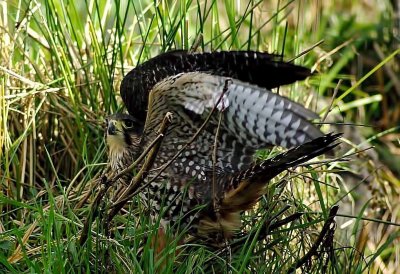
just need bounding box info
[107,120,116,135]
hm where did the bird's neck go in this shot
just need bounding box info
[108,144,141,173]
[107,132,142,169]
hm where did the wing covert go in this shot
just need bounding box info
[142,72,323,179]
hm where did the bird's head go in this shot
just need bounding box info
[105,113,143,162]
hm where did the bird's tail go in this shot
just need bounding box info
[220,133,341,212]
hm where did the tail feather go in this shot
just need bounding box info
[250,132,341,182]
[221,133,341,211]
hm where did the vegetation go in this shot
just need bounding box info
[1,0,399,273]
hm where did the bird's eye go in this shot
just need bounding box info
[124,120,134,128]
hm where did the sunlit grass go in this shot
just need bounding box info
[1,0,399,273]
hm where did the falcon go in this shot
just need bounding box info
[106,50,339,244]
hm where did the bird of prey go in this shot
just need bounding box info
[106,50,339,244]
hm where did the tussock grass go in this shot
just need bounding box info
[1,0,399,273]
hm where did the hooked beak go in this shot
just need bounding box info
[107,120,116,135]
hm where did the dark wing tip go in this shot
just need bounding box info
[323,132,343,143]
[120,50,313,120]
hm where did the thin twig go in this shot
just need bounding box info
[211,84,229,241]
[288,205,339,273]
[297,146,374,167]
[212,111,223,211]
[190,34,203,53]
[321,79,342,124]
[311,39,354,72]
[373,42,400,96]
[79,174,110,245]
[269,212,304,231]
[313,122,375,128]
[74,166,110,210]
[288,40,324,63]
[212,79,231,212]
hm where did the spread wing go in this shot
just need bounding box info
[142,72,322,179]
[121,50,312,121]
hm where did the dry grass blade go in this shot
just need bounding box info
[8,220,38,264]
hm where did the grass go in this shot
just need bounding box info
[1,0,399,273]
